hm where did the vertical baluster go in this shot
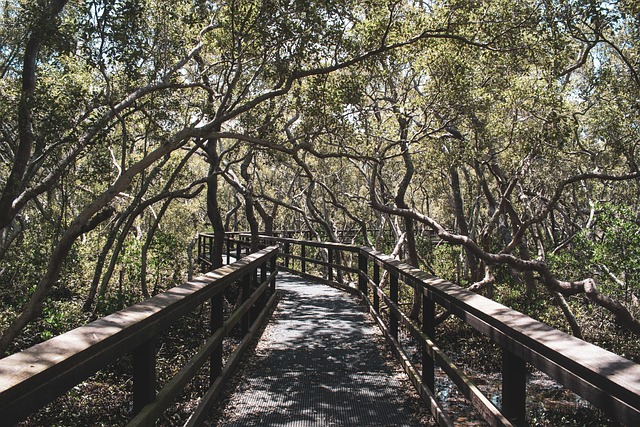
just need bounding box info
[249,268,258,326]
[358,252,368,296]
[210,292,224,384]
[301,244,306,273]
[373,262,380,313]
[208,236,213,267]
[390,271,399,339]
[270,255,276,293]
[502,348,527,425]
[422,286,435,392]
[133,338,156,414]
[284,241,290,268]
[328,248,333,281]
[241,273,251,334]
[260,258,268,310]
[197,234,201,265]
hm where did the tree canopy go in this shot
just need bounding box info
[1,0,640,356]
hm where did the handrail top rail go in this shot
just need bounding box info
[197,232,640,421]
[204,234,640,406]
[359,247,640,409]
[218,233,360,252]
[0,246,279,404]
[221,229,371,235]
[256,234,359,251]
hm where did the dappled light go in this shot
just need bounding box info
[2,0,640,425]
[214,273,430,426]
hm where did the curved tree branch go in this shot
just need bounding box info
[369,162,640,336]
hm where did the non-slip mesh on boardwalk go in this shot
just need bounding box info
[215,273,429,426]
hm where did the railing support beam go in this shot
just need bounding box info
[390,272,399,340]
[502,348,527,425]
[422,291,435,392]
[358,253,368,296]
[373,262,380,313]
[210,292,224,384]
[133,338,156,414]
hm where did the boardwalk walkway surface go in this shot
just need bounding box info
[213,272,432,426]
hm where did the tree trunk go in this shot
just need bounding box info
[449,166,480,282]
[394,117,421,320]
[141,199,173,297]
[205,138,225,269]
[83,222,120,312]
[0,0,70,230]
[240,152,260,252]
[0,208,112,354]
[255,201,276,236]
[551,289,583,339]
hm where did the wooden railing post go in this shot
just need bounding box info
[236,240,241,261]
[390,271,399,340]
[249,268,259,325]
[210,292,224,384]
[260,258,268,310]
[284,241,290,268]
[502,348,527,425]
[208,235,213,266]
[241,273,251,334]
[301,244,306,273]
[270,256,276,293]
[226,236,231,265]
[422,288,435,392]
[358,252,368,296]
[133,338,156,414]
[328,248,333,281]
[197,234,201,265]
[373,262,380,313]
[260,258,267,286]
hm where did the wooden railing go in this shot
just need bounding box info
[200,233,640,427]
[0,246,278,426]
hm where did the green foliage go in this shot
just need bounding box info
[430,244,461,284]
[591,204,640,279]
[148,229,188,289]
[550,203,640,300]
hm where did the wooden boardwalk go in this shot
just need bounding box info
[212,272,432,426]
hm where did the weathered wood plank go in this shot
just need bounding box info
[369,280,513,427]
[127,269,278,426]
[0,246,279,425]
[359,246,640,425]
[184,292,279,427]
[361,289,455,427]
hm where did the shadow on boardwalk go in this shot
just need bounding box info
[211,272,433,426]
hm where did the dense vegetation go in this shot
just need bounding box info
[1,0,639,366]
